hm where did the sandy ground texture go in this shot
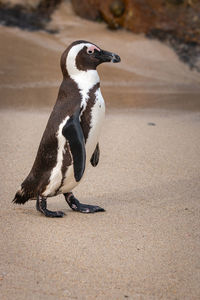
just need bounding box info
[1,1,200,299]
[1,109,200,300]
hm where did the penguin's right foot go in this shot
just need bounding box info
[64,192,105,213]
[36,196,65,218]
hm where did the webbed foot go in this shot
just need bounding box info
[64,193,105,213]
[36,196,65,218]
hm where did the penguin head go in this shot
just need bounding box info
[61,40,121,78]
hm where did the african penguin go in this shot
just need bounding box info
[13,40,121,217]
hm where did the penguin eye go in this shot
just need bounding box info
[87,49,94,55]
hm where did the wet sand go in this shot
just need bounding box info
[0,1,200,299]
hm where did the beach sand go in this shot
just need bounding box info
[0,2,200,299]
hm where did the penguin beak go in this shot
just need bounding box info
[95,50,121,64]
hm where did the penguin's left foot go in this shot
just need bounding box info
[36,196,65,218]
[64,193,105,213]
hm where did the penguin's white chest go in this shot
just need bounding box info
[85,88,105,162]
[59,88,105,194]
[43,76,105,197]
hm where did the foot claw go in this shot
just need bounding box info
[64,193,105,214]
[36,196,66,218]
[55,211,65,218]
[41,210,65,218]
[80,205,105,213]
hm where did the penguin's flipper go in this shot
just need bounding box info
[90,143,100,167]
[62,109,86,182]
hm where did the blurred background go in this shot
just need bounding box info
[1,2,200,300]
[0,0,200,110]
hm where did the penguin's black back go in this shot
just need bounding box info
[13,77,81,203]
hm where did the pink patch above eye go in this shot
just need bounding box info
[87,45,100,52]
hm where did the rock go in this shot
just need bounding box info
[71,0,200,44]
[109,0,125,18]
[0,0,62,32]
[71,0,200,71]
[71,0,101,21]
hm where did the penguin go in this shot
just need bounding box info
[12,40,121,217]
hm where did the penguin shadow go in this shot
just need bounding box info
[17,191,139,218]
[16,196,106,218]
[13,188,148,218]
[13,205,38,218]
[20,204,68,218]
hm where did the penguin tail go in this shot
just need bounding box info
[12,187,30,204]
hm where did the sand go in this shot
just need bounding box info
[0,1,200,299]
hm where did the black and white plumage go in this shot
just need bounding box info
[13,40,121,217]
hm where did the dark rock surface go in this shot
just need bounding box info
[0,0,62,32]
[71,0,200,72]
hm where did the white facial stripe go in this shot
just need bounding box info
[66,43,100,111]
[66,43,92,76]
